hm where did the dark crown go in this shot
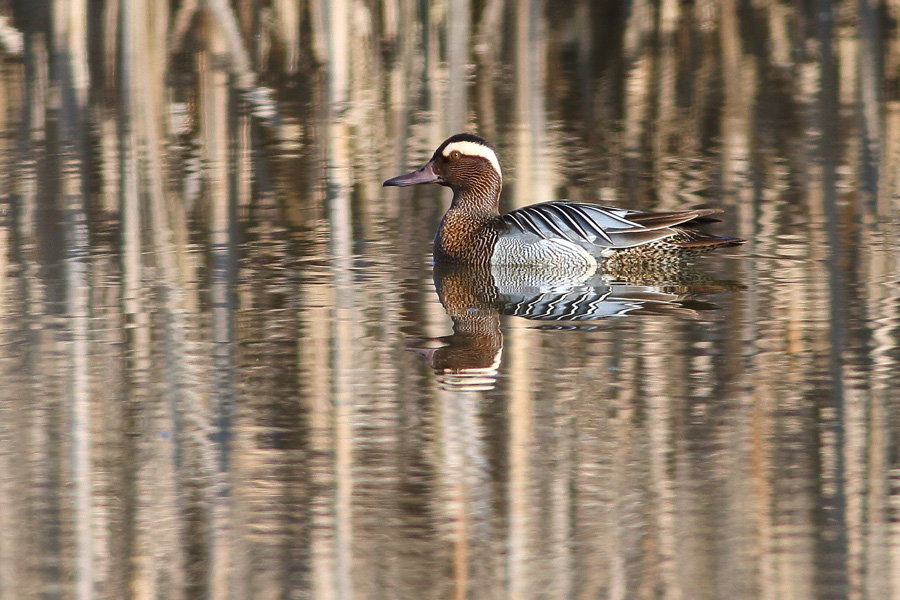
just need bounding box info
[436,133,495,154]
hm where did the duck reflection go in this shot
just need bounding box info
[407,265,504,391]
[408,262,740,391]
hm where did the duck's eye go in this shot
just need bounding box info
[449,150,461,161]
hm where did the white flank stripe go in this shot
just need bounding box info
[442,141,502,178]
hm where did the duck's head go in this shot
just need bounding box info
[383,133,502,194]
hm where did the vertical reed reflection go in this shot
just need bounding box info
[64,189,92,600]
[0,1,898,599]
[200,13,238,599]
[54,0,94,595]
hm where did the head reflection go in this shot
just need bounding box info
[407,265,503,392]
[408,263,741,391]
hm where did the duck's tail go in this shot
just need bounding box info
[607,228,744,264]
[665,228,745,252]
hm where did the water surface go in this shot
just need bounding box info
[0,1,899,599]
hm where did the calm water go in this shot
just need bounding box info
[0,1,899,599]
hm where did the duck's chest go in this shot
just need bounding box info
[434,212,501,264]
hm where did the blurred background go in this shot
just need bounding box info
[0,0,899,598]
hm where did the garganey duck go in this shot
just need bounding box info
[383,133,743,267]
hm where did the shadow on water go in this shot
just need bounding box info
[0,1,899,599]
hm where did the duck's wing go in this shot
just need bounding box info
[500,202,722,250]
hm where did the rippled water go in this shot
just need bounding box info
[1,1,899,598]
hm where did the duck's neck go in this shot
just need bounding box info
[434,182,502,263]
[449,178,502,215]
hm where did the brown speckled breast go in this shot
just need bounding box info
[433,212,503,265]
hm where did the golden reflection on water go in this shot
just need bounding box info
[0,1,899,599]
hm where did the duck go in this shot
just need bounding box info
[383,133,743,267]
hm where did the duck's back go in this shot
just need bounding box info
[492,202,741,266]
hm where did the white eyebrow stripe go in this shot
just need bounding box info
[442,141,502,178]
